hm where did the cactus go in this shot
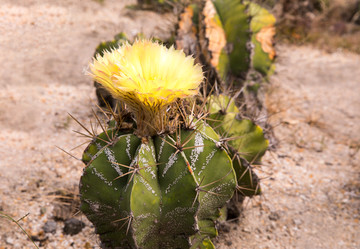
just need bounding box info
[206,94,268,196]
[80,1,276,244]
[176,0,276,86]
[247,1,276,76]
[174,0,272,198]
[175,4,200,57]
[199,0,251,81]
[80,120,237,248]
[79,40,240,248]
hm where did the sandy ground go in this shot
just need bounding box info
[0,0,359,248]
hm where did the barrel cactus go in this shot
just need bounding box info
[246,1,276,77]
[80,40,239,248]
[176,0,276,86]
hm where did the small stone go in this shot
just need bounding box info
[43,220,57,234]
[40,207,47,215]
[268,211,280,221]
[341,199,350,204]
[63,218,85,235]
[30,234,47,243]
[225,240,232,246]
[6,237,15,245]
[84,242,93,249]
[293,219,302,226]
[219,223,231,233]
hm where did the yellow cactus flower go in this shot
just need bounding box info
[89,39,203,136]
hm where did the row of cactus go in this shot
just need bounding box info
[91,33,268,197]
[93,0,276,105]
[95,0,276,91]
[79,41,269,248]
[77,1,274,248]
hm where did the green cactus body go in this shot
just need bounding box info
[80,120,237,248]
[207,94,268,196]
[199,0,250,80]
[247,2,276,76]
[195,0,276,84]
[212,0,250,78]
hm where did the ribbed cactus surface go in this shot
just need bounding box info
[207,94,268,196]
[80,120,237,248]
[201,0,250,79]
[182,0,276,84]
